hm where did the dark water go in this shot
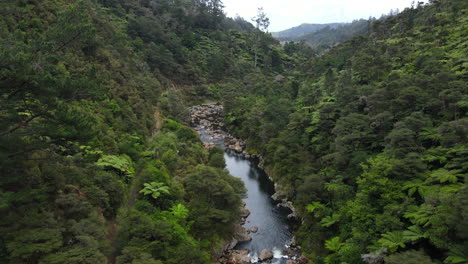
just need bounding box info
[193,121,296,263]
[225,150,294,263]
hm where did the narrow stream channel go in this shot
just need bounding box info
[191,104,298,263]
[225,150,294,263]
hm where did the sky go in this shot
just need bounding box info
[222,0,427,32]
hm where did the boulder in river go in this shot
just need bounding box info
[230,250,251,263]
[286,260,297,264]
[250,226,258,233]
[259,249,273,261]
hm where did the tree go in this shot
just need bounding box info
[384,250,435,264]
[378,231,407,252]
[139,182,170,200]
[184,165,246,238]
[6,228,63,262]
[325,237,344,252]
[251,7,270,67]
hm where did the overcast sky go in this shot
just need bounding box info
[222,0,427,32]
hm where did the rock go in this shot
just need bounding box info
[259,249,273,261]
[271,191,287,201]
[283,248,294,257]
[213,238,238,260]
[203,142,216,150]
[233,144,243,152]
[227,239,238,250]
[232,224,251,242]
[286,260,297,264]
[361,248,388,264]
[230,249,251,263]
[239,207,250,218]
[297,255,309,264]
[288,236,297,248]
[240,217,246,225]
[250,226,258,233]
[277,200,299,219]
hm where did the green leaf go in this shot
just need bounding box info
[139,182,170,200]
[170,203,189,220]
[325,236,344,252]
[306,201,325,213]
[403,225,427,242]
[402,180,424,197]
[320,213,340,227]
[430,168,459,183]
[446,243,468,264]
[403,205,434,227]
[96,154,135,177]
[378,231,407,252]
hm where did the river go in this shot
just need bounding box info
[225,150,295,263]
[191,103,298,264]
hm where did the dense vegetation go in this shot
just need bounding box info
[218,0,468,263]
[273,20,369,52]
[0,0,251,263]
[272,23,344,40]
[1,0,466,263]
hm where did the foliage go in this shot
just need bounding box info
[446,243,468,264]
[0,0,252,262]
[384,250,435,264]
[0,0,466,263]
[96,154,135,177]
[139,182,170,200]
[377,231,407,252]
[325,237,344,252]
[218,1,468,263]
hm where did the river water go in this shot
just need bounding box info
[224,150,294,263]
[191,104,298,264]
[194,121,296,263]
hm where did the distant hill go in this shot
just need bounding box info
[271,23,344,39]
[273,20,370,50]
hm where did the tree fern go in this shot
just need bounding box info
[430,168,459,183]
[378,231,407,252]
[305,201,326,217]
[320,213,341,227]
[402,180,424,197]
[170,203,189,220]
[96,154,135,177]
[403,205,434,227]
[325,236,344,252]
[139,182,170,200]
[419,127,442,143]
[403,225,427,242]
[446,243,468,264]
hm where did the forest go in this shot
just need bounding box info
[0,0,466,263]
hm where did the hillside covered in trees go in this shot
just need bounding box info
[0,0,467,264]
[0,0,259,263]
[273,20,369,51]
[218,0,468,263]
[272,23,344,40]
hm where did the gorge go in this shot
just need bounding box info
[190,103,305,264]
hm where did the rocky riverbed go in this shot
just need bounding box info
[190,103,255,157]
